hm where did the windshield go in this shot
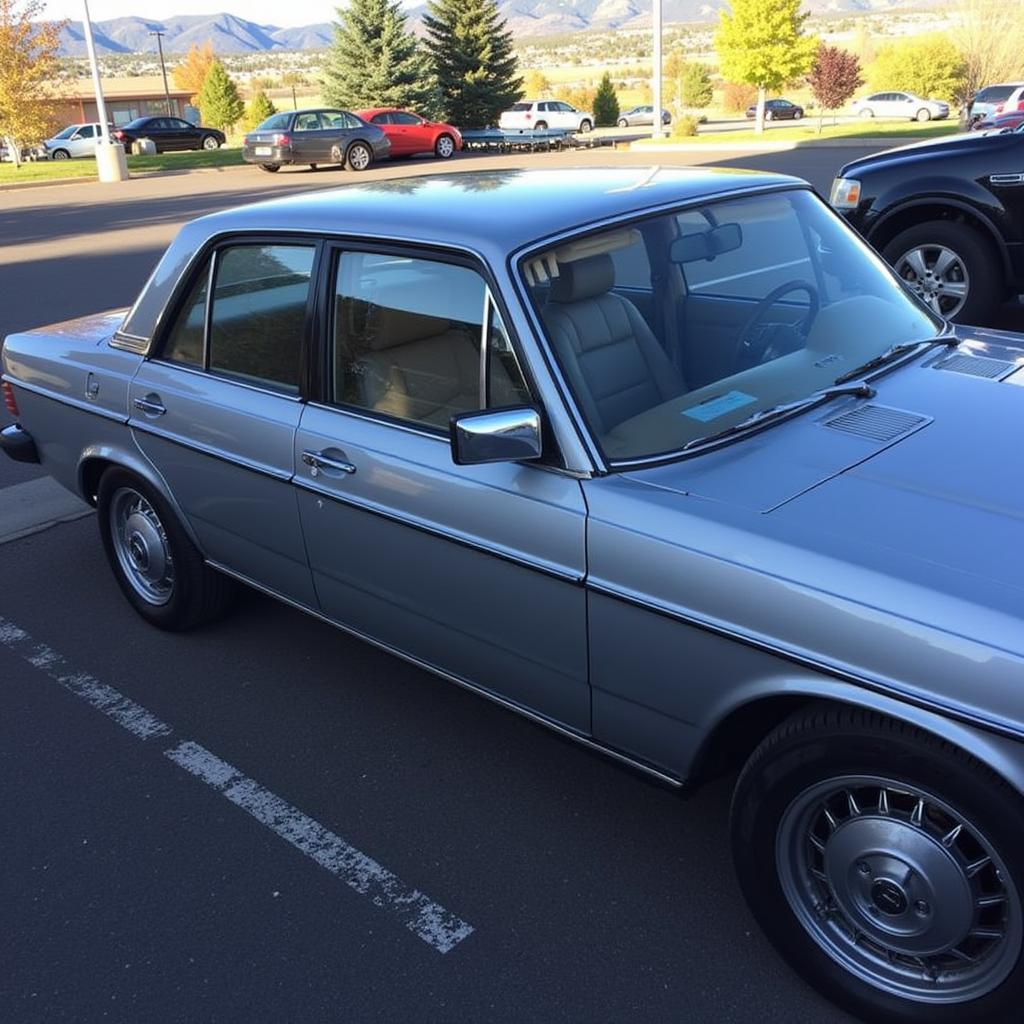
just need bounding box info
[522,188,942,463]
[52,125,79,139]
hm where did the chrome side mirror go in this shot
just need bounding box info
[449,406,543,466]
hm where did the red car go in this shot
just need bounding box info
[971,110,1024,131]
[355,109,462,159]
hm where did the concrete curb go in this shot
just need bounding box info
[628,137,907,152]
[0,162,248,193]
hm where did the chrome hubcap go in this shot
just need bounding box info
[778,776,1020,1003]
[437,137,453,157]
[894,245,969,318]
[350,146,369,169]
[109,488,174,605]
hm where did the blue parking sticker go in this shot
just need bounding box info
[683,390,757,422]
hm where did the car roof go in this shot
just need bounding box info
[121,168,803,343]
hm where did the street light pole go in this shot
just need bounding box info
[150,30,173,116]
[81,0,128,181]
[651,0,664,139]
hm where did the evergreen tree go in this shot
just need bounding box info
[243,90,277,132]
[321,0,433,111]
[198,60,244,132]
[592,72,619,127]
[679,63,714,110]
[423,0,522,128]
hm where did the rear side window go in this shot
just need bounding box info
[977,87,1015,103]
[510,103,531,112]
[258,112,291,131]
[159,243,315,394]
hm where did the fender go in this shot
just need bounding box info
[77,439,205,553]
[694,674,1024,799]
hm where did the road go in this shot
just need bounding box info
[0,143,1006,1024]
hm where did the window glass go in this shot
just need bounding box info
[161,263,209,367]
[171,119,192,129]
[510,102,531,111]
[208,245,315,393]
[258,112,291,131]
[370,113,390,124]
[54,125,78,139]
[321,110,356,128]
[609,232,651,289]
[78,125,95,138]
[332,253,528,429]
[391,112,421,125]
[295,112,322,131]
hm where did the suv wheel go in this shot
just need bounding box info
[882,221,1000,323]
[534,120,548,130]
[579,119,592,133]
[732,706,1024,1024]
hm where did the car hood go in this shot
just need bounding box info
[624,329,1024,631]
[839,129,1017,175]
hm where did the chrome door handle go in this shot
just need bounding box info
[990,173,1024,185]
[133,395,166,416]
[301,449,356,475]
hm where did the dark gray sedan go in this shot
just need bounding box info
[242,108,390,173]
[4,168,1024,1024]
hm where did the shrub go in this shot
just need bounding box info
[723,81,757,113]
[671,114,700,138]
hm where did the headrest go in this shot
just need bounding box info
[548,253,615,304]
[367,305,451,350]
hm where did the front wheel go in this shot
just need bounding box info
[346,141,372,171]
[916,108,932,122]
[617,117,627,127]
[97,469,235,631]
[52,148,70,160]
[882,220,1000,323]
[259,162,280,173]
[434,133,455,159]
[201,135,220,150]
[860,107,875,119]
[731,706,1024,1024]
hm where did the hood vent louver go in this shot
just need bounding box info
[934,352,1017,380]
[824,404,928,442]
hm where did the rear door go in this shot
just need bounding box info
[129,238,321,605]
[291,110,325,161]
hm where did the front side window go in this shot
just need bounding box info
[391,112,421,125]
[331,252,529,430]
[159,243,315,393]
[522,189,941,463]
[77,125,95,138]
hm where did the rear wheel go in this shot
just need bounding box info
[882,220,1000,323]
[579,119,592,133]
[259,162,280,173]
[434,133,455,159]
[346,141,372,171]
[97,469,235,631]
[534,120,548,130]
[916,108,932,122]
[731,706,1024,1024]
[617,117,628,127]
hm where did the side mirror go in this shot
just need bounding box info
[450,406,543,466]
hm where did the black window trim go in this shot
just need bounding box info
[149,231,324,402]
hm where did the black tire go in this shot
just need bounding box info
[916,108,931,122]
[881,220,1001,324]
[345,141,372,171]
[97,468,235,631]
[52,148,70,160]
[731,705,1024,1024]
[534,120,548,130]
[579,119,592,133]
[434,133,456,159]
[259,163,280,173]
[793,109,803,120]
[201,134,220,150]
[617,117,627,127]
[308,163,318,170]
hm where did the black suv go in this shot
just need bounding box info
[831,125,1024,323]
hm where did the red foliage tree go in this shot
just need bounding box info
[807,44,863,133]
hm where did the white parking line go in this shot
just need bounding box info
[0,615,474,954]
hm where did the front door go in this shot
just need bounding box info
[294,245,590,730]
[128,238,320,606]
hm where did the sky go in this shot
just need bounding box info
[43,1,362,29]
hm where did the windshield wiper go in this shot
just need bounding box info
[833,334,958,385]
[682,381,876,452]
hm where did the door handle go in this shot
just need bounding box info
[301,449,356,476]
[133,394,166,416]
[990,173,1024,185]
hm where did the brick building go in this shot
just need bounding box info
[52,77,195,127]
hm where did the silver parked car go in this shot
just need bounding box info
[4,169,1024,1024]
[616,105,671,127]
[852,92,950,121]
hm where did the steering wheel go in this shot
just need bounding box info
[734,280,819,372]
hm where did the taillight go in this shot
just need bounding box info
[2,380,19,417]
[113,130,125,141]
[272,133,290,146]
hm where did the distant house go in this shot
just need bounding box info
[53,77,194,127]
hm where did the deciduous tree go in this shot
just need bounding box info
[956,0,1024,102]
[322,0,433,111]
[715,0,818,132]
[592,71,619,127]
[173,42,216,105]
[869,35,967,105]
[522,69,551,97]
[0,0,64,168]
[198,60,244,132]
[807,44,862,132]
[423,0,522,128]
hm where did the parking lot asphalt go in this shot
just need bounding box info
[0,143,1017,1024]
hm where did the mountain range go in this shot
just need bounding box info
[53,0,944,55]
